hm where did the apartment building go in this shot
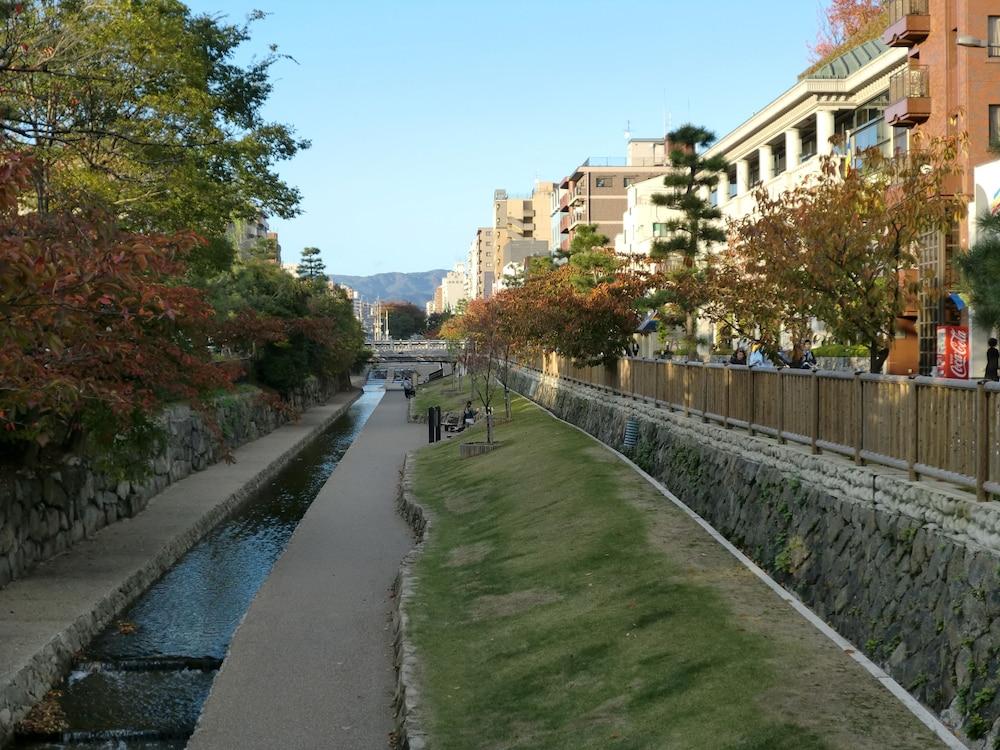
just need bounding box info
[881,0,1000,373]
[467,227,495,300]
[614,174,684,260]
[554,138,672,253]
[704,2,1000,375]
[492,182,555,279]
[440,262,468,313]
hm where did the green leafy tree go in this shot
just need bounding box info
[0,1,307,234]
[385,301,426,340]
[648,124,728,354]
[297,247,326,281]
[958,211,1000,335]
[562,224,617,291]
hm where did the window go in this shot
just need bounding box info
[772,147,786,175]
[623,177,633,187]
[709,189,719,207]
[727,168,738,198]
[800,132,817,162]
[990,16,1000,57]
[652,223,668,237]
[595,176,612,188]
[991,105,1000,148]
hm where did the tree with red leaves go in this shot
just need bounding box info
[0,153,235,463]
[811,0,883,61]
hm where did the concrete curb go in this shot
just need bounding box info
[393,453,431,750]
[0,390,362,744]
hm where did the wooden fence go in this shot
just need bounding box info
[523,354,1000,501]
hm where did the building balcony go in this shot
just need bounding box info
[569,212,587,228]
[559,215,571,234]
[558,193,570,212]
[883,0,930,48]
[885,66,930,128]
[559,238,570,253]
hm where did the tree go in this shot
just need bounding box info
[213,260,363,393]
[0,153,235,462]
[648,124,728,355]
[957,212,1000,335]
[810,0,884,61]
[425,310,453,338]
[384,301,427,340]
[297,247,326,281]
[719,134,967,373]
[0,1,307,234]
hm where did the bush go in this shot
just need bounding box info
[812,344,869,357]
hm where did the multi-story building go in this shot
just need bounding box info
[614,174,684,260]
[492,182,555,279]
[432,286,444,315]
[467,227,496,299]
[441,262,468,312]
[881,0,1000,373]
[554,138,672,253]
[703,2,1000,374]
[227,214,281,263]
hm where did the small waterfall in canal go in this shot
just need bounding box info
[8,385,385,750]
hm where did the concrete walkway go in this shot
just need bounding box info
[188,392,426,750]
[0,389,362,742]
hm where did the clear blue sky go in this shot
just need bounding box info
[185,1,825,277]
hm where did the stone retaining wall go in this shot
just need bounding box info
[0,378,334,589]
[393,454,430,750]
[510,366,1000,749]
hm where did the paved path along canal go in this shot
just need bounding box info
[188,392,425,749]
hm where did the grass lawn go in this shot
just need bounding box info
[408,395,943,750]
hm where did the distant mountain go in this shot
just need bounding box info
[329,270,448,306]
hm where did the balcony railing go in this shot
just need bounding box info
[886,67,931,127]
[883,0,930,47]
[890,65,929,100]
[886,0,928,23]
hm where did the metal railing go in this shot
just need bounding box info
[889,65,929,102]
[885,0,929,23]
[525,354,1000,500]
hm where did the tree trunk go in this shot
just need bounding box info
[486,412,494,444]
[503,384,511,418]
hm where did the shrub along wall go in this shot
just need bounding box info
[510,365,1000,749]
[0,378,335,589]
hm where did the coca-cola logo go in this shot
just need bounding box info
[949,327,969,378]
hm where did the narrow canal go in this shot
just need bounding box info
[8,385,385,750]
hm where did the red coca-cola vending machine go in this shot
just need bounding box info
[936,325,970,379]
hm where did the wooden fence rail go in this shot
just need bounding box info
[523,354,1000,501]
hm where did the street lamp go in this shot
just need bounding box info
[957,35,988,48]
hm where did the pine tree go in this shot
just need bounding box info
[648,124,728,354]
[297,246,326,281]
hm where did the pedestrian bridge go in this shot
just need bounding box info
[368,339,456,362]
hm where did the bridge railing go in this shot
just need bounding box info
[521,353,1000,501]
[370,339,450,351]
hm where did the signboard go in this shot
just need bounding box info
[936,325,970,379]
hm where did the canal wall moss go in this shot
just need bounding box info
[0,378,336,589]
[510,365,1000,749]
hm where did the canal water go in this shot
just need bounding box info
[8,385,385,750]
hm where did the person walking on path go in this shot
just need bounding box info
[748,344,772,368]
[987,337,999,382]
[729,348,747,365]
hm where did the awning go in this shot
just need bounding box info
[947,292,969,311]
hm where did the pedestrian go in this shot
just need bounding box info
[630,340,640,357]
[788,343,804,369]
[729,348,747,365]
[748,344,771,368]
[462,400,477,428]
[402,375,413,398]
[987,337,999,382]
[802,340,817,369]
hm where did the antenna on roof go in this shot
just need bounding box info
[624,119,631,141]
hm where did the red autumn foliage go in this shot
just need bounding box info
[0,153,235,454]
[811,0,883,61]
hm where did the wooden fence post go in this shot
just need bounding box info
[683,364,690,419]
[702,365,709,423]
[777,369,786,444]
[977,380,989,501]
[748,368,756,437]
[724,366,732,429]
[810,370,820,454]
[654,361,659,406]
[853,371,864,465]
[907,378,919,481]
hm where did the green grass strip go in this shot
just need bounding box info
[410,395,830,750]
